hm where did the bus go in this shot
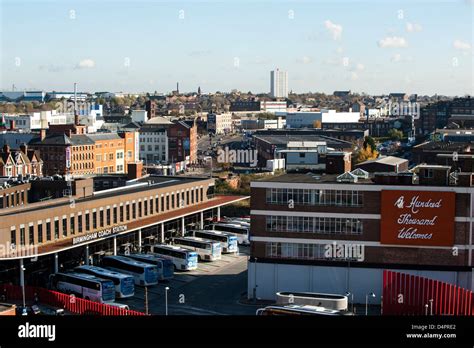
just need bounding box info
[49,272,115,303]
[222,219,250,228]
[147,244,198,271]
[190,230,238,254]
[173,237,222,261]
[223,217,250,224]
[256,305,353,316]
[122,253,174,280]
[210,223,250,246]
[75,265,135,298]
[101,255,159,286]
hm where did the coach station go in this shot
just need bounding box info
[0,163,248,287]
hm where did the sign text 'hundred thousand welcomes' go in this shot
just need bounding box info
[72,225,128,245]
[380,190,455,246]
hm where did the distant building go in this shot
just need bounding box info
[207,112,232,134]
[355,156,409,173]
[285,110,360,128]
[0,143,43,177]
[131,110,148,123]
[260,100,287,113]
[333,90,351,98]
[0,91,46,103]
[270,69,288,99]
[168,119,197,164]
[230,100,261,112]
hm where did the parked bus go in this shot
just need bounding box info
[101,255,158,286]
[173,237,222,261]
[190,230,238,254]
[256,305,353,316]
[147,244,198,271]
[222,219,250,228]
[75,265,135,298]
[122,253,174,280]
[210,223,250,246]
[49,272,115,303]
[223,217,250,224]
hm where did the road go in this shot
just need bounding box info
[124,247,260,315]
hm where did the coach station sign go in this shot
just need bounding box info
[72,225,128,245]
[380,190,455,246]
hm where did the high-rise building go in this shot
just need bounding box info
[270,69,288,99]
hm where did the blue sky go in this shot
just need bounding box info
[1,0,472,95]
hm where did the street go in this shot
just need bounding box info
[124,247,259,315]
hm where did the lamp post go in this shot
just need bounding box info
[253,257,258,303]
[429,299,434,315]
[345,291,354,313]
[21,263,27,316]
[365,292,375,316]
[165,287,169,316]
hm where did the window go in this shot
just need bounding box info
[78,215,83,233]
[144,200,148,216]
[109,153,114,160]
[11,228,16,246]
[85,213,90,231]
[38,224,43,243]
[171,195,175,209]
[46,222,52,240]
[126,204,130,220]
[266,215,363,235]
[29,225,34,245]
[107,208,111,225]
[424,168,433,178]
[100,210,104,227]
[93,212,97,229]
[120,205,124,222]
[54,220,59,239]
[132,204,136,219]
[166,196,169,210]
[70,217,75,235]
[62,218,67,237]
[161,196,165,212]
[113,207,117,224]
[266,188,363,207]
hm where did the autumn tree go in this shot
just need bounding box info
[355,144,378,164]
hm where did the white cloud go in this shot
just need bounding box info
[391,53,402,62]
[406,22,422,32]
[378,36,408,48]
[324,20,343,40]
[350,72,359,81]
[453,39,471,51]
[297,56,312,64]
[76,59,95,69]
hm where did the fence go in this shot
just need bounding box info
[382,270,474,315]
[0,284,146,316]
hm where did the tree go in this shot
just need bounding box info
[363,136,376,150]
[355,144,378,164]
[313,120,322,128]
[388,128,404,141]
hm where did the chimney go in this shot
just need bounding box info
[40,129,47,141]
[20,143,27,154]
[9,120,15,131]
[2,143,10,154]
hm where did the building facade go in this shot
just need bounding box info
[270,69,288,99]
[249,171,474,302]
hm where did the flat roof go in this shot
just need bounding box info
[2,195,248,259]
[0,175,212,217]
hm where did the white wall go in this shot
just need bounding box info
[248,262,473,304]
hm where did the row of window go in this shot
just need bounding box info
[10,186,205,247]
[266,215,363,235]
[0,190,26,209]
[266,242,329,260]
[266,188,364,207]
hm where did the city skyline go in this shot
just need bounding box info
[0,0,473,96]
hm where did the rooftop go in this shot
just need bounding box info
[357,156,407,166]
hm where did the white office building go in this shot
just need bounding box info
[286,110,361,128]
[270,69,288,99]
[207,112,233,134]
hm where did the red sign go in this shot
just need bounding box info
[380,190,455,246]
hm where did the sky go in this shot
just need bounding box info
[0,0,473,96]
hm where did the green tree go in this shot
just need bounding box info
[388,128,404,141]
[363,136,376,150]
